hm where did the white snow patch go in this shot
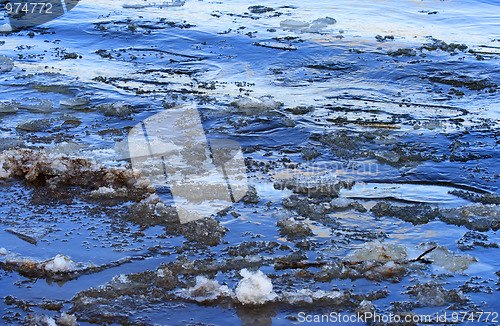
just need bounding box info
[235,269,277,305]
[44,255,76,273]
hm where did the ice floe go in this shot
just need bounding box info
[177,276,232,302]
[235,269,277,305]
[347,241,408,262]
[416,243,477,273]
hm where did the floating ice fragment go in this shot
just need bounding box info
[0,248,7,255]
[408,283,467,306]
[18,99,54,113]
[235,269,277,305]
[347,240,407,262]
[114,274,129,283]
[416,243,477,273]
[357,300,375,315]
[374,150,400,163]
[25,314,57,326]
[275,172,352,197]
[0,55,14,72]
[280,19,310,30]
[44,255,76,273]
[57,313,78,326]
[177,276,232,302]
[280,17,336,33]
[59,97,89,108]
[276,217,313,238]
[0,101,18,113]
[16,119,52,132]
[0,24,12,33]
[282,289,342,304]
[302,17,337,33]
[45,142,87,155]
[231,95,283,115]
[330,197,354,208]
[98,101,132,117]
[440,203,500,231]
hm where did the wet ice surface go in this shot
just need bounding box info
[0,0,499,325]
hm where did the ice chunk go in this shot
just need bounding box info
[114,274,129,283]
[235,269,277,305]
[44,255,76,273]
[347,240,407,262]
[0,24,12,33]
[275,172,353,197]
[416,243,477,273]
[280,19,310,30]
[440,203,500,231]
[280,17,336,33]
[0,248,7,255]
[98,101,132,117]
[374,150,400,163]
[0,55,14,72]
[89,186,128,199]
[276,217,313,238]
[330,197,354,208]
[177,276,232,302]
[231,96,283,115]
[408,283,467,307]
[25,314,57,326]
[59,97,89,108]
[16,119,52,132]
[302,17,337,33]
[16,99,54,113]
[57,313,78,326]
[45,142,87,155]
[357,300,375,315]
[282,289,342,304]
[0,101,18,113]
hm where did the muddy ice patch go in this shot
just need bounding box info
[0,148,154,202]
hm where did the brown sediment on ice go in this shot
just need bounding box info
[0,148,155,201]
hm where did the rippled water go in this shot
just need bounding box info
[0,0,499,325]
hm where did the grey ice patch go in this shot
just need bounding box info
[128,103,248,224]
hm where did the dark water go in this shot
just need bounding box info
[0,0,499,325]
